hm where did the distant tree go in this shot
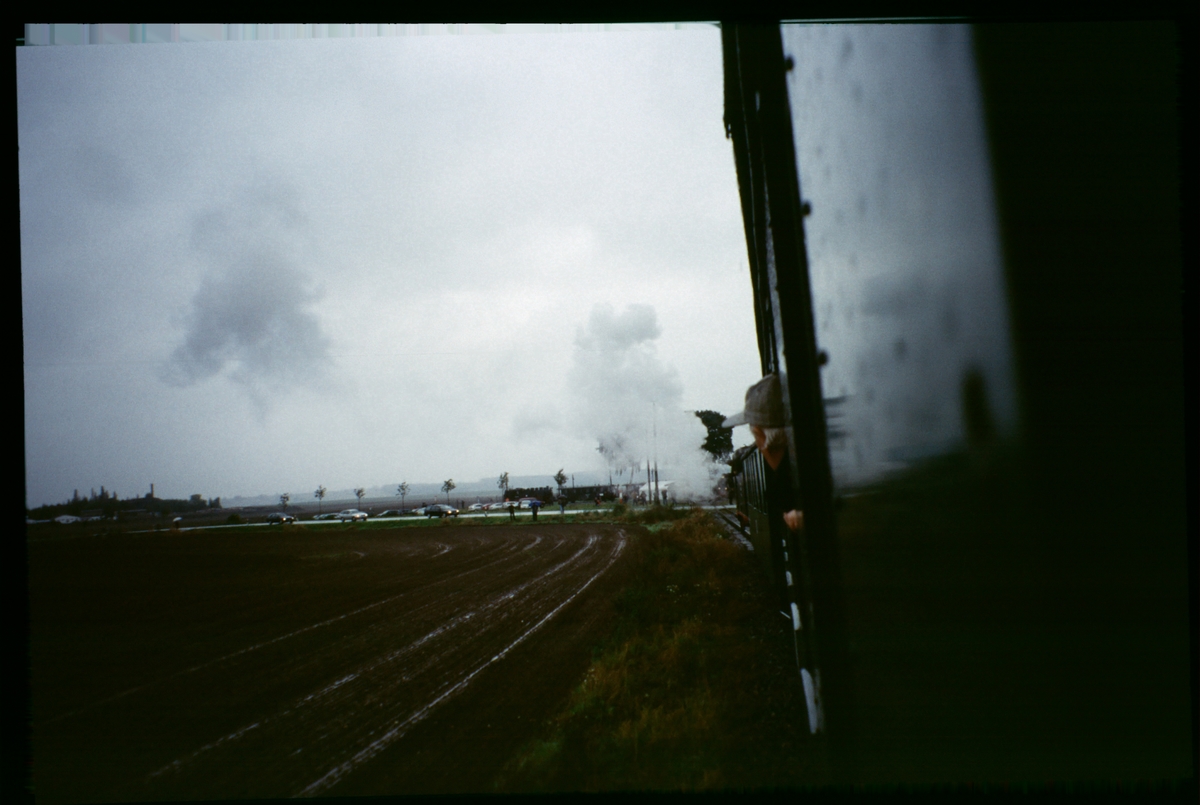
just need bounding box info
[354,488,365,508]
[695,410,734,462]
[397,481,410,510]
[280,493,290,511]
[498,472,509,499]
[442,479,456,503]
[554,469,568,494]
[315,485,327,514]
[190,493,204,506]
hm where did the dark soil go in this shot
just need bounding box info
[28,523,636,801]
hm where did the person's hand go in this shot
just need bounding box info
[783,509,804,531]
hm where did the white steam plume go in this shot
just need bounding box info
[567,303,720,502]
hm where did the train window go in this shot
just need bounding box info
[781,24,1017,491]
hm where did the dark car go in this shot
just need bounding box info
[266,512,296,524]
[425,504,459,518]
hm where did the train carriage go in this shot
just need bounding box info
[720,21,1191,788]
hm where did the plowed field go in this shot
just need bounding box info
[29,523,633,801]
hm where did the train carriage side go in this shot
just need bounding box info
[722,20,1192,789]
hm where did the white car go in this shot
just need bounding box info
[468,503,486,511]
[337,509,368,522]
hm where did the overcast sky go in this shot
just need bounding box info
[19,27,763,507]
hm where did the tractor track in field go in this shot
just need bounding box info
[29,523,633,801]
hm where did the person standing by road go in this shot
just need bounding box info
[530,498,541,521]
[508,500,516,521]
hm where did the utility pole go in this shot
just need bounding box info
[652,402,660,504]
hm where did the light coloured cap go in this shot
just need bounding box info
[722,374,785,428]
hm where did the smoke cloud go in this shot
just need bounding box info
[160,179,332,404]
[568,303,720,501]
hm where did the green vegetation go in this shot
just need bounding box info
[694,409,734,462]
[494,509,826,792]
[619,502,693,526]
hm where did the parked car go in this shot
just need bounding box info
[337,509,368,522]
[266,512,296,524]
[486,501,513,511]
[425,504,459,518]
[312,512,340,521]
[467,503,486,511]
[518,497,543,509]
[375,510,402,518]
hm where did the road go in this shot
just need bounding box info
[28,523,632,801]
[146,504,737,532]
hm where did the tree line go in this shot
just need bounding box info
[27,488,221,521]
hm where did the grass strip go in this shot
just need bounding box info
[493,508,828,792]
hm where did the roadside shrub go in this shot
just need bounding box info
[225,513,243,525]
[625,502,694,526]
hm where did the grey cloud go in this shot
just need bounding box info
[161,251,330,392]
[189,178,310,260]
[512,403,563,438]
[71,143,138,205]
[161,179,331,397]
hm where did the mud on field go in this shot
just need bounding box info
[28,523,634,801]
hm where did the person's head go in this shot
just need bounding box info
[724,374,789,470]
